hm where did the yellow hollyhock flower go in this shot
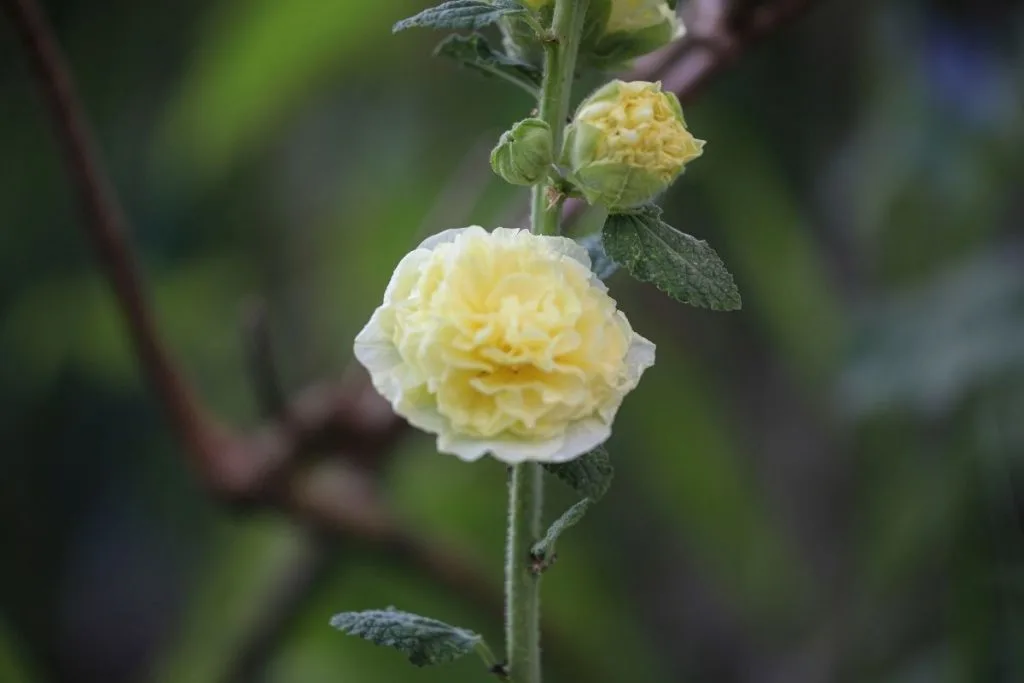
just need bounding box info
[564,80,705,209]
[354,227,655,463]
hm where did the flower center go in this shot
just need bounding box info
[390,230,631,439]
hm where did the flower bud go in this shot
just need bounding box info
[499,0,682,70]
[490,118,554,186]
[564,80,704,209]
[588,0,682,69]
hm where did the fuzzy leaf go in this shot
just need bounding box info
[330,608,482,667]
[576,232,619,280]
[393,0,526,33]
[543,446,613,501]
[434,33,540,96]
[603,206,741,311]
[532,498,591,562]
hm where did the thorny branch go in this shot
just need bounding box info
[2,0,822,678]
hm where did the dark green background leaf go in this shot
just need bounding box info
[434,33,541,96]
[330,608,482,667]
[393,0,525,33]
[603,207,741,311]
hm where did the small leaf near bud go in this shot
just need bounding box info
[490,118,554,186]
[602,206,741,310]
[393,0,526,33]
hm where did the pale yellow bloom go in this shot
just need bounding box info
[565,80,704,208]
[354,227,655,463]
[575,80,703,181]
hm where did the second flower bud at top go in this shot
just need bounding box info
[564,80,704,209]
[490,118,554,186]
[501,0,682,70]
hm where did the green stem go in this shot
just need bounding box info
[529,0,590,237]
[505,462,544,683]
[508,3,588,681]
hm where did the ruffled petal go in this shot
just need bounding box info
[352,225,656,465]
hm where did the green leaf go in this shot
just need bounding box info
[434,33,540,96]
[393,0,525,33]
[576,232,619,280]
[330,608,483,667]
[532,498,591,564]
[603,206,741,311]
[543,446,613,501]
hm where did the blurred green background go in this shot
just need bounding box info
[2,1,1024,682]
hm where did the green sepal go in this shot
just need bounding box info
[434,33,541,96]
[393,0,525,33]
[587,19,677,70]
[579,0,613,53]
[602,205,742,310]
[571,162,668,210]
[330,607,485,667]
[490,118,554,186]
[563,114,676,210]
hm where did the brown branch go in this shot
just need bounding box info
[1,0,407,489]
[1,0,243,486]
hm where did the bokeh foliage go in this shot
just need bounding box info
[1,1,1023,682]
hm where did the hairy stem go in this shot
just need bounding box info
[508,3,590,682]
[529,0,590,237]
[505,462,544,683]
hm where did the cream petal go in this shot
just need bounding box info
[353,224,656,466]
[547,234,593,270]
[381,249,432,304]
[438,430,566,464]
[544,416,612,463]
[624,331,657,385]
[395,393,447,435]
[596,330,656,423]
[417,225,485,252]
[353,310,401,377]
[434,412,612,465]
